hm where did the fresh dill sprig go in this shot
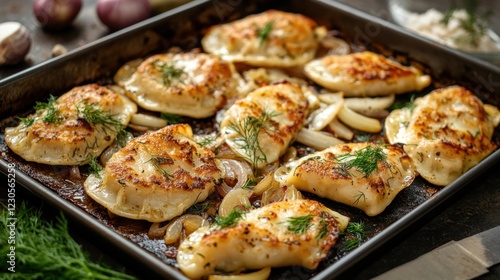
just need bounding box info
[196,135,216,148]
[88,155,103,178]
[0,203,137,280]
[341,221,367,251]
[316,217,329,239]
[390,94,417,111]
[228,110,280,169]
[188,200,213,215]
[147,155,173,180]
[214,208,247,228]
[77,103,124,133]
[153,61,186,86]
[160,113,183,124]
[17,116,34,127]
[35,94,64,124]
[115,129,132,148]
[257,21,274,46]
[352,191,367,206]
[286,214,313,235]
[335,145,387,177]
[241,177,259,190]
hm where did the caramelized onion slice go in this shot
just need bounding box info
[337,106,382,133]
[296,128,344,150]
[129,113,167,128]
[164,214,209,245]
[327,118,354,140]
[218,188,252,217]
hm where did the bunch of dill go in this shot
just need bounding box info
[0,202,136,280]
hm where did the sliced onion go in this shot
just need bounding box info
[261,184,286,206]
[220,159,253,189]
[97,0,151,30]
[327,118,354,140]
[321,34,350,55]
[164,214,209,245]
[318,91,344,104]
[308,101,344,131]
[283,185,303,200]
[33,0,82,30]
[218,188,252,217]
[209,267,271,280]
[344,95,395,117]
[148,222,168,239]
[337,106,382,133]
[130,113,167,129]
[295,128,344,151]
[252,173,276,196]
[216,182,232,198]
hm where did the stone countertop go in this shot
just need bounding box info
[1,0,499,279]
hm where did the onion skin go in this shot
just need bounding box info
[33,0,82,30]
[0,22,31,65]
[97,0,152,30]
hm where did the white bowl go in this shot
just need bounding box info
[388,0,500,66]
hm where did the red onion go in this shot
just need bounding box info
[96,0,152,30]
[33,0,82,30]
[0,22,31,65]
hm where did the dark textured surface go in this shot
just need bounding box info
[1,0,499,279]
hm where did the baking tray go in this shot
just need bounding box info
[1,0,500,279]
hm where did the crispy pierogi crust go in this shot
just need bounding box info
[274,143,417,216]
[304,51,431,96]
[115,52,243,118]
[4,84,137,165]
[220,83,309,169]
[202,10,323,67]
[177,199,347,279]
[84,124,223,222]
[385,86,498,186]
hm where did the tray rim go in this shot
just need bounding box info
[1,0,500,279]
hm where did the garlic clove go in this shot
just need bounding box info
[0,22,31,65]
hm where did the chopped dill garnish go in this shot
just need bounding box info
[352,191,367,206]
[286,214,313,235]
[241,177,259,190]
[228,110,280,169]
[88,155,103,178]
[18,116,34,127]
[341,221,367,251]
[77,103,124,133]
[214,208,247,228]
[147,155,173,180]
[188,200,213,215]
[0,203,137,279]
[257,21,274,46]
[196,135,216,148]
[390,94,417,111]
[160,112,183,124]
[153,60,186,86]
[335,145,387,177]
[316,217,329,239]
[116,129,131,148]
[35,94,63,124]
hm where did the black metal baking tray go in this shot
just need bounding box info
[1,0,500,279]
